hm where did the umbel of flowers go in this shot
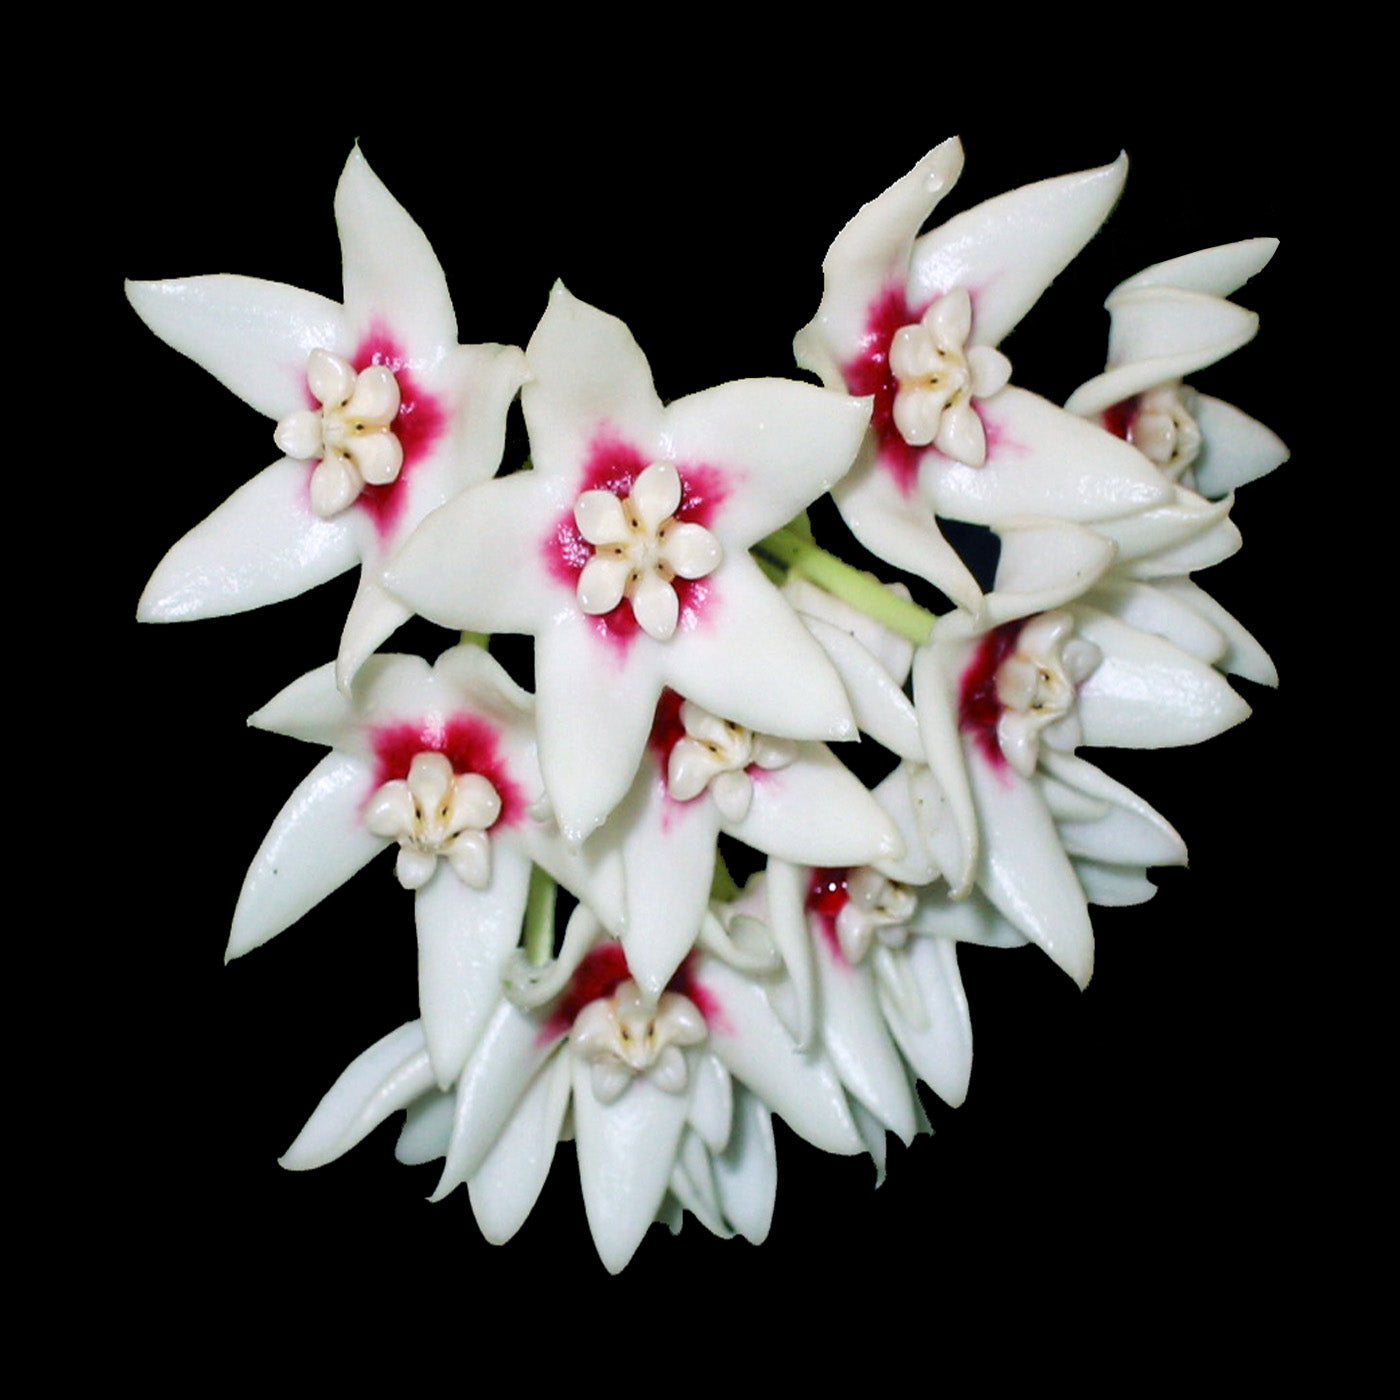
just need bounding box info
[130,140,1285,1272]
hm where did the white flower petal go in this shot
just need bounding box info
[126,275,350,420]
[812,933,919,1142]
[336,573,413,692]
[229,752,384,959]
[909,153,1128,347]
[435,1000,557,1200]
[984,521,1117,626]
[1114,238,1279,299]
[336,146,458,356]
[395,1090,454,1165]
[613,766,724,1003]
[572,1057,692,1274]
[1190,393,1290,498]
[414,852,532,1088]
[467,1051,572,1244]
[880,938,972,1108]
[280,1022,433,1171]
[712,1089,777,1245]
[1072,607,1251,748]
[1039,750,1187,870]
[831,452,985,616]
[522,285,664,477]
[661,378,872,544]
[926,386,1172,524]
[137,458,360,622]
[696,957,863,1155]
[385,469,569,635]
[800,616,923,762]
[968,750,1094,987]
[662,554,855,744]
[794,137,965,387]
[1153,578,1277,688]
[730,743,901,866]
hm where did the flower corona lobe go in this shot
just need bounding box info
[370,714,524,827]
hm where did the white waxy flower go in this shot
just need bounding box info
[794,137,1171,617]
[666,700,797,823]
[129,147,527,687]
[1065,238,1288,499]
[387,285,869,842]
[229,645,622,1088]
[280,919,863,1272]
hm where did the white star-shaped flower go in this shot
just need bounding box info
[793,137,1173,618]
[230,644,621,1086]
[386,285,870,842]
[129,147,527,687]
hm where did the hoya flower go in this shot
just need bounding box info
[387,285,869,842]
[913,606,1237,984]
[231,644,620,1086]
[604,688,901,1000]
[282,912,864,1272]
[130,147,527,685]
[794,138,1171,616]
[1065,239,1289,498]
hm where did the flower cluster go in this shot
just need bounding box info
[131,141,1284,1271]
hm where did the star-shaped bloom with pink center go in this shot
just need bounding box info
[387,285,871,842]
[230,644,621,1087]
[129,147,527,687]
[793,137,1173,618]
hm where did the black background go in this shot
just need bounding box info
[67,76,1332,1364]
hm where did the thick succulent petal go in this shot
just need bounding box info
[909,153,1128,348]
[1190,393,1290,498]
[711,1089,777,1245]
[1089,487,1237,572]
[880,938,972,1107]
[793,137,965,387]
[1074,862,1158,907]
[1065,290,1260,415]
[414,852,533,1088]
[467,1051,571,1244]
[812,934,919,1142]
[1153,578,1277,687]
[1081,577,1231,671]
[832,451,984,614]
[730,743,901,866]
[801,615,923,761]
[137,458,359,621]
[1113,238,1279,300]
[534,619,665,842]
[396,1091,454,1164]
[280,1022,434,1171]
[985,521,1117,626]
[335,146,458,356]
[613,768,724,1003]
[572,1058,692,1273]
[434,1000,558,1200]
[925,387,1172,525]
[385,469,570,634]
[1038,749,1187,869]
[662,555,856,744]
[1072,607,1251,747]
[696,956,864,1155]
[967,751,1094,987]
[337,574,413,691]
[522,285,664,477]
[248,658,359,750]
[661,378,871,544]
[912,646,978,896]
[229,752,384,959]
[126,275,349,419]
[761,859,819,1049]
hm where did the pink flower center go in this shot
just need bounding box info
[543,432,726,651]
[806,867,851,957]
[370,714,523,827]
[542,943,716,1041]
[345,325,446,542]
[957,619,1027,769]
